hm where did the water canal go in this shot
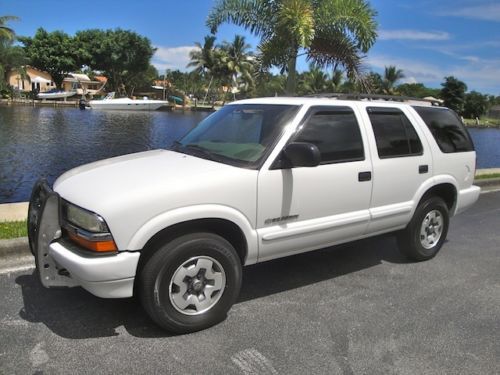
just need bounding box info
[1,105,499,203]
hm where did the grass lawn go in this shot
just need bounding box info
[463,117,500,127]
[475,173,500,180]
[0,220,27,239]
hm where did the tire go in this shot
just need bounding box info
[397,196,449,261]
[138,232,242,333]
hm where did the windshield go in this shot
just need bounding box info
[173,104,300,168]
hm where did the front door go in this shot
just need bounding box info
[256,105,373,262]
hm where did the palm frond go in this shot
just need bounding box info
[207,0,273,37]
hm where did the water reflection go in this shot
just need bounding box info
[0,106,209,203]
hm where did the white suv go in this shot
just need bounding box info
[28,96,480,333]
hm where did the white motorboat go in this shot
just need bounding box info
[89,92,169,111]
[38,90,76,100]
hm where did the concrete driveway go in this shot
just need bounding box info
[1,192,499,374]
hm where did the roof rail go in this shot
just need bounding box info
[304,93,443,106]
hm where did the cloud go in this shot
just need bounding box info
[378,29,450,41]
[152,45,196,72]
[443,3,500,22]
[367,55,444,82]
[367,53,500,94]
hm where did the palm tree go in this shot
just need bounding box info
[299,63,328,94]
[207,0,377,94]
[188,35,218,103]
[382,65,404,95]
[220,35,254,95]
[0,16,18,41]
[0,16,28,95]
[328,69,344,92]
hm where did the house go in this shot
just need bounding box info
[7,66,55,92]
[62,73,106,97]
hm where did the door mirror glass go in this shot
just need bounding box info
[282,142,321,168]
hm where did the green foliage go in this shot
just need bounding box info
[382,65,404,94]
[188,35,255,103]
[207,0,378,94]
[463,91,489,119]
[440,76,467,114]
[397,83,441,98]
[19,28,77,89]
[0,15,18,41]
[74,29,156,95]
[298,63,329,94]
[0,15,28,94]
[365,71,383,93]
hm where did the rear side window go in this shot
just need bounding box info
[413,106,474,153]
[294,107,364,164]
[367,107,423,158]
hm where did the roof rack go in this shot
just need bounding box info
[304,93,443,106]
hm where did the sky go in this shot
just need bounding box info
[3,0,500,94]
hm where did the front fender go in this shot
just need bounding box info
[125,204,259,265]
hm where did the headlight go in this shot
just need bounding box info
[66,203,109,233]
[63,202,117,253]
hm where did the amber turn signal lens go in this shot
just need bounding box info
[68,232,117,252]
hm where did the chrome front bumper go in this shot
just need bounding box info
[27,179,139,298]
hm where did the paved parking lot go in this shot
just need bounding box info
[1,191,499,374]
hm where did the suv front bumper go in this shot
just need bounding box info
[28,179,139,298]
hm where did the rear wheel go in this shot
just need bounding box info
[397,196,449,261]
[139,232,242,333]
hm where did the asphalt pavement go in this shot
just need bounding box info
[1,192,499,374]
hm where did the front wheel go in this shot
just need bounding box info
[139,232,242,333]
[397,196,449,261]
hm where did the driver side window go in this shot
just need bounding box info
[294,107,365,164]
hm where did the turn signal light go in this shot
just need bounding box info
[68,232,118,252]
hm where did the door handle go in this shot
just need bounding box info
[419,165,429,174]
[358,171,372,182]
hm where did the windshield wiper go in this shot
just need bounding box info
[181,144,220,162]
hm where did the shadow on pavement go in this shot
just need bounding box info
[15,234,408,339]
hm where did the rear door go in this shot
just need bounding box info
[362,106,433,234]
[256,105,373,262]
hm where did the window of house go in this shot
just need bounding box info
[294,107,365,164]
[412,106,474,153]
[367,107,423,158]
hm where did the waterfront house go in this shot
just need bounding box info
[7,66,55,92]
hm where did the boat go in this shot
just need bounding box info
[38,90,77,100]
[89,92,169,111]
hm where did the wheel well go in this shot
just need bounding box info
[136,218,248,274]
[419,183,457,211]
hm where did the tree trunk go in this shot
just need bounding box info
[285,51,298,95]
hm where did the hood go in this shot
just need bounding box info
[54,149,245,210]
[54,149,258,249]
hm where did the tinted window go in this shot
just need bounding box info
[367,107,423,158]
[413,106,474,153]
[295,107,364,164]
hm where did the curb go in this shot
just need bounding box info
[0,237,30,258]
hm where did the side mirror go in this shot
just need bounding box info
[282,142,321,168]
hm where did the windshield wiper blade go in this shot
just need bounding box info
[182,144,219,161]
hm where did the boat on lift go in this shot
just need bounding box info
[88,92,169,111]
